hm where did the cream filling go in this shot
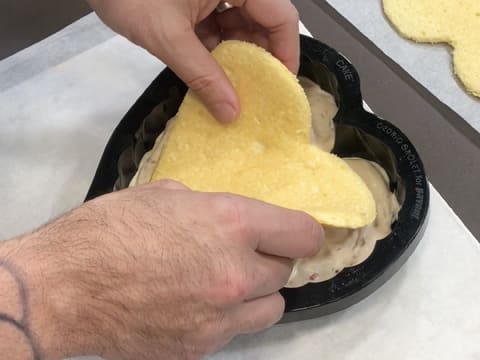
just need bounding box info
[286,158,400,287]
[129,77,401,287]
[300,76,337,153]
[130,132,166,187]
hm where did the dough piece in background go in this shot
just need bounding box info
[383,0,480,97]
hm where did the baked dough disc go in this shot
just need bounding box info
[383,0,480,97]
[151,40,376,229]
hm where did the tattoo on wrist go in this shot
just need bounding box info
[0,261,42,360]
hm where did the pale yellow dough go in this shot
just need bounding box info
[150,40,376,229]
[130,75,400,286]
[383,0,480,97]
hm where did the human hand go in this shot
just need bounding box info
[1,180,322,359]
[87,0,300,122]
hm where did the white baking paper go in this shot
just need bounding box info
[0,14,478,360]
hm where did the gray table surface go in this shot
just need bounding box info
[0,0,90,60]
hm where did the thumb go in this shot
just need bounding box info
[152,27,239,122]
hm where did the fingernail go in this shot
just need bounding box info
[214,102,238,122]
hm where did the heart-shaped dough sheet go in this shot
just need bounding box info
[151,40,376,229]
[383,0,480,97]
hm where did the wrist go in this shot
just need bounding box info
[0,224,102,359]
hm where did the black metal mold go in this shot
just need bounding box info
[85,35,429,323]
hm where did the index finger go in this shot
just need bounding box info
[232,196,324,259]
[230,0,300,73]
